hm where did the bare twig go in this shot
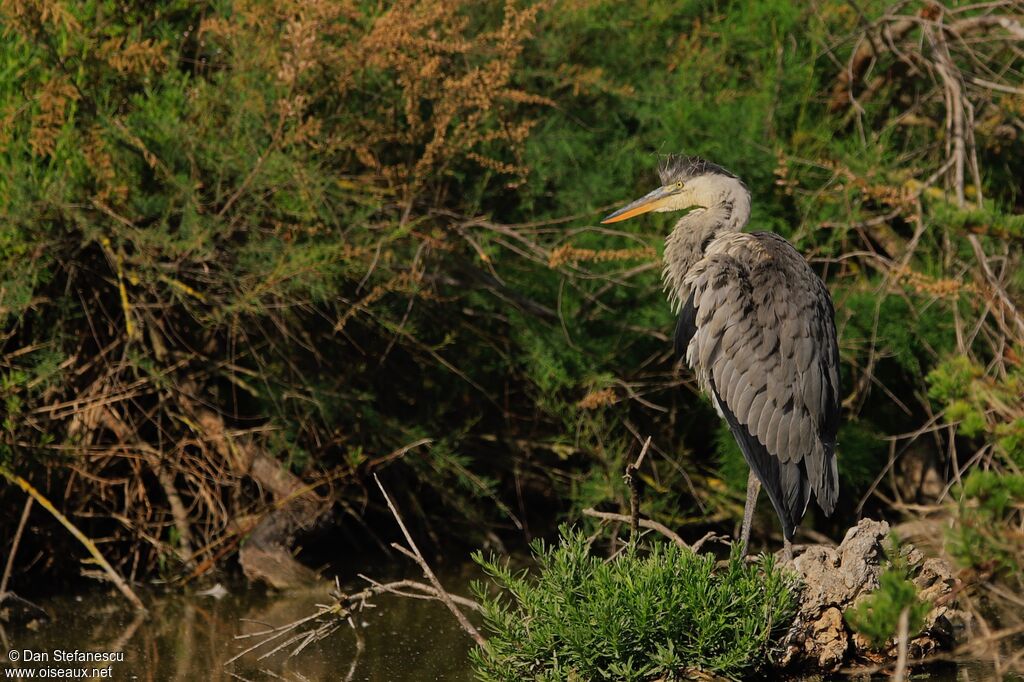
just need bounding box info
[624,436,652,542]
[926,14,977,212]
[0,497,32,598]
[582,508,690,551]
[373,474,487,649]
[691,531,729,554]
[966,234,1024,343]
[227,571,484,671]
[0,465,146,612]
[343,625,364,682]
[226,608,335,664]
[355,575,482,612]
[893,607,910,681]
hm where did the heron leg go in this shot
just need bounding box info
[739,469,760,556]
[782,537,794,563]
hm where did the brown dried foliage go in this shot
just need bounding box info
[577,388,617,410]
[890,265,975,299]
[0,0,80,33]
[202,0,549,197]
[29,76,78,158]
[0,0,559,584]
[83,126,128,205]
[548,245,657,268]
[99,37,169,76]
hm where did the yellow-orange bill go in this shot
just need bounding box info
[600,186,672,224]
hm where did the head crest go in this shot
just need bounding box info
[657,155,737,184]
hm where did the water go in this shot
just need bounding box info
[1,581,476,681]
[1,580,1019,681]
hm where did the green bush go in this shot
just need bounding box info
[927,358,1024,464]
[845,569,930,649]
[948,470,1024,583]
[1,0,1023,581]
[470,528,798,680]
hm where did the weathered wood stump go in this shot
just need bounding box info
[193,408,328,590]
[780,518,967,672]
[237,453,327,590]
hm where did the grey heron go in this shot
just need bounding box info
[602,156,840,558]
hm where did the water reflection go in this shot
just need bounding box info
[2,583,475,681]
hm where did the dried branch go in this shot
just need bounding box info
[0,497,32,598]
[894,607,910,681]
[0,465,146,612]
[966,234,1024,342]
[373,474,487,649]
[624,436,652,542]
[354,575,482,612]
[582,508,690,551]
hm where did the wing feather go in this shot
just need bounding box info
[756,396,776,444]
[746,390,769,435]
[679,233,841,538]
[735,382,759,418]
[674,290,698,358]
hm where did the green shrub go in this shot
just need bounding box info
[470,528,798,681]
[948,470,1024,583]
[845,536,932,648]
[844,568,930,649]
[927,358,1024,466]
[2,0,1024,584]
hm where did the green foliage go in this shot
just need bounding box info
[1,0,1024,582]
[997,419,1024,469]
[929,202,1024,241]
[0,0,558,566]
[842,287,955,381]
[927,356,982,404]
[471,527,798,680]
[845,569,930,649]
[927,358,1024,464]
[835,421,885,492]
[845,537,930,648]
[715,421,749,494]
[962,470,1024,518]
[948,471,1024,583]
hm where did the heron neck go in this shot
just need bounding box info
[662,193,750,310]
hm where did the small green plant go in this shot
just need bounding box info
[927,357,1024,464]
[948,470,1024,583]
[470,527,798,681]
[844,538,930,648]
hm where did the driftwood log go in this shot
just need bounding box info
[194,408,329,590]
[236,452,326,590]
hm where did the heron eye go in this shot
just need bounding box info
[675,181,684,189]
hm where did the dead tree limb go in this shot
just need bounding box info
[0,497,33,598]
[373,474,487,649]
[0,465,146,612]
[624,436,652,542]
[583,508,689,550]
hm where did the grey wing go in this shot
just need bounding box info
[680,240,840,539]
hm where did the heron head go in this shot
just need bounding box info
[601,156,743,224]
